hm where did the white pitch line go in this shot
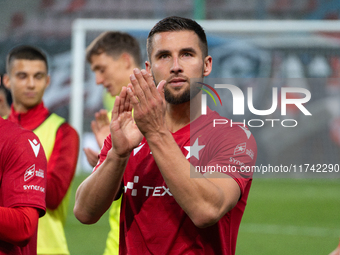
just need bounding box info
[240,223,340,237]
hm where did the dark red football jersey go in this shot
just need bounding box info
[96,109,257,255]
[0,117,47,255]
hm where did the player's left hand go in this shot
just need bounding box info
[91,109,110,148]
[127,68,167,139]
[83,147,99,167]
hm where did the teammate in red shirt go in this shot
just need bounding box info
[74,16,257,255]
[0,117,47,255]
[3,45,79,255]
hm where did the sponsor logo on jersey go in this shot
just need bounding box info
[23,185,45,193]
[24,164,36,181]
[234,142,246,155]
[124,176,173,197]
[246,148,254,159]
[142,185,172,196]
[35,169,45,178]
[28,139,41,157]
[24,165,45,181]
[124,176,139,196]
[229,157,245,166]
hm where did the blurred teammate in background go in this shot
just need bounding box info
[3,45,79,255]
[84,31,142,255]
[75,16,257,255]
[0,75,11,118]
[0,116,47,255]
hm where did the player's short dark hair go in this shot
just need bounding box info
[6,45,48,73]
[147,16,208,60]
[86,31,141,67]
[0,75,12,106]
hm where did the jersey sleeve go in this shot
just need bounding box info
[1,129,47,217]
[93,133,113,172]
[45,123,79,209]
[206,124,257,195]
[0,207,40,246]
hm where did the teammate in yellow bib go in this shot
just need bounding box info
[4,45,79,255]
[83,31,141,255]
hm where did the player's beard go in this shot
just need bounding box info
[163,82,201,105]
[152,72,203,105]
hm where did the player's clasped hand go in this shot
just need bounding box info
[127,68,167,139]
[110,86,143,158]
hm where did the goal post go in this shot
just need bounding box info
[71,19,340,172]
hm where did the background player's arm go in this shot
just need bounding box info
[46,124,79,209]
[74,87,142,224]
[0,207,39,247]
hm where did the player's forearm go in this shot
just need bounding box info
[0,207,39,247]
[74,150,128,224]
[147,132,229,228]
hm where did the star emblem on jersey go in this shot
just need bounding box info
[28,139,41,158]
[184,138,205,160]
[24,164,35,181]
